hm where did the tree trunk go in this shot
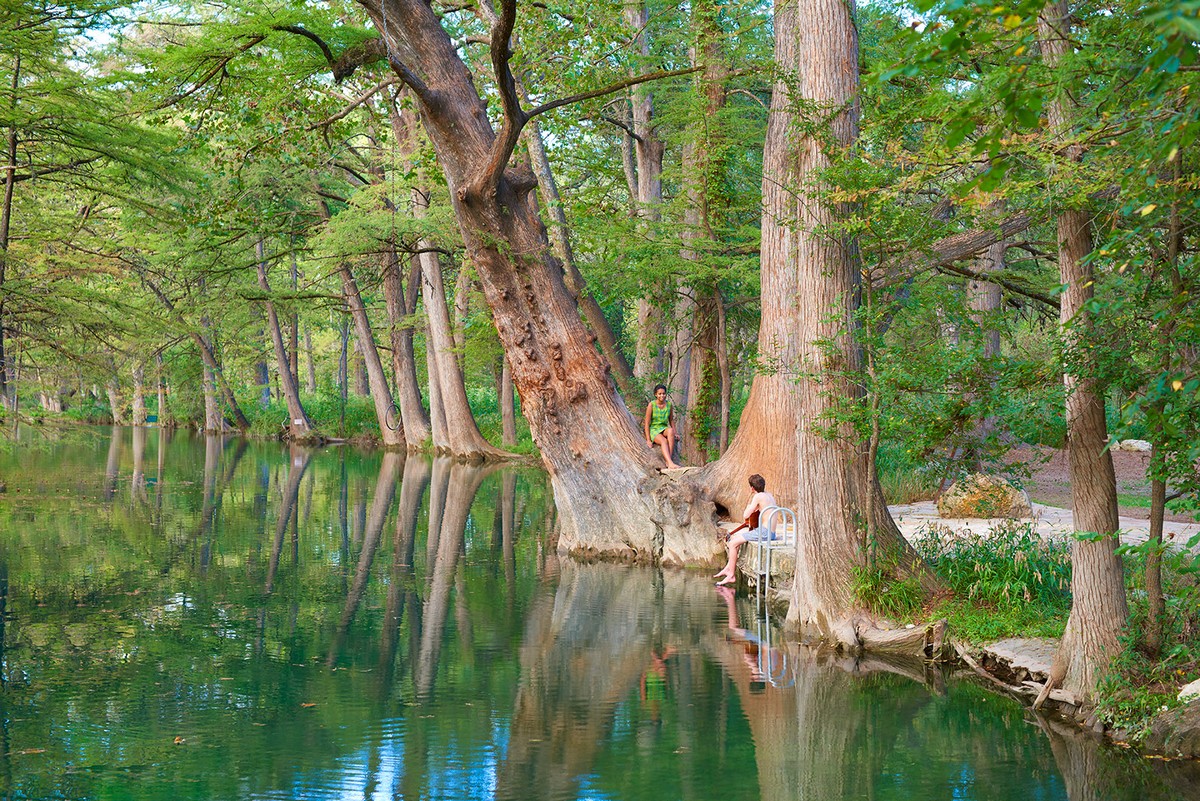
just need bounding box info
[131,362,147,426]
[289,249,300,388]
[255,345,271,409]
[257,239,315,440]
[106,379,125,426]
[679,1,729,464]
[421,251,505,459]
[352,338,370,397]
[0,55,17,409]
[381,240,432,446]
[383,95,435,446]
[364,0,719,562]
[500,357,517,447]
[452,262,469,372]
[626,0,666,385]
[156,353,169,426]
[201,357,223,433]
[303,325,317,393]
[724,0,937,640]
[338,261,405,447]
[1036,0,1127,705]
[966,203,1004,468]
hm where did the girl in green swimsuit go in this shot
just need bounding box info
[643,384,681,469]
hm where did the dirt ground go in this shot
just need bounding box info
[1007,445,1196,524]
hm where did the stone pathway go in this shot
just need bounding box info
[889,501,1200,553]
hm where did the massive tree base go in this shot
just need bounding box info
[553,466,722,566]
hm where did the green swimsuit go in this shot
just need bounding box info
[648,401,673,439]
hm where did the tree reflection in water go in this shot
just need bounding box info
[0,430,1194,801]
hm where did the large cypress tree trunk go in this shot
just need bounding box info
[256,240,315,440]
[738,0,938,640]
[360,0,718,562]
[679,0,728,464]
[1035,0,1127,705]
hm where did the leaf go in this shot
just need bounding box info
[1139,203,1158,216]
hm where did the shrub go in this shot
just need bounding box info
[914,521,1072,612]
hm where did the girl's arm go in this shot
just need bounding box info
[643,403,653,443]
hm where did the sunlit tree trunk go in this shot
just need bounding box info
[1036,1,1127,706]
[130,362,147,426]
[381,241,431,445]
[303,325,317,393]
[500,357,517,447]
[336,259,405,447]
[106,378,125,426]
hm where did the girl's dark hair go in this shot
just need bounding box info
[654,384,667,394]
[749,474,766,492]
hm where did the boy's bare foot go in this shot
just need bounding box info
[716,577,736,587]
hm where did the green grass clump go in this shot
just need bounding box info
[851,560,925,621]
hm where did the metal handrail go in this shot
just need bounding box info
[755,505,796,606]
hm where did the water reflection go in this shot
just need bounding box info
[0,427,1195,801]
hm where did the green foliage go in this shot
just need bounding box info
[851,559,926,621]
[915,522,1073,612]
[1095,537,1200,740]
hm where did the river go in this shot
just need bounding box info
[0,426,1195,800]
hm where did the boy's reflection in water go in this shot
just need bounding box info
[717,585,778,694]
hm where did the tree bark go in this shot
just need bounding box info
[201,357,223,433]
[303,325,317,393]
[362,0,719,562]
[500,357,517,447]
[256,239,315,440]
[131,362,147,426]
[1036,0,1127,705]
[338,260,405,447]
[106,378,125,426]
[713,0,938,640]
[679,0,728,463]
[421,251,506,459]
[0,55,18,409]
[626,0,666,384]
[382,239,432,446]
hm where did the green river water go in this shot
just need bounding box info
[0,425,1196,801]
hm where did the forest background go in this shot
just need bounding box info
[2,0,1199,742]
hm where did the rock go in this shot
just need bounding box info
[1113,439,1152,452]
[1180,678,1200,703]
[1145,699,1200,758]
[937,474,1032,519]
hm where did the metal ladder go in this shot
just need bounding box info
[755,505,797,607]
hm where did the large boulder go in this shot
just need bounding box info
[937,473,1032,519]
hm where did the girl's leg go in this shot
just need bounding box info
[665,427,678,464]
[654,433,678,469]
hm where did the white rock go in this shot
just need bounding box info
[1180,679,1200,703]
[1114,439,1152,452]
